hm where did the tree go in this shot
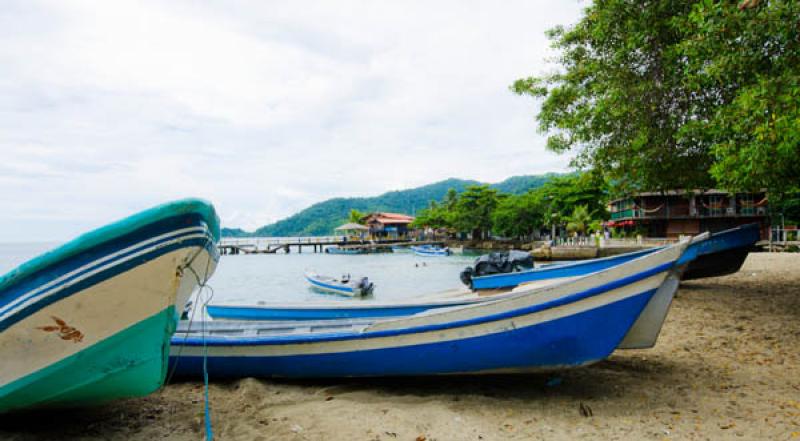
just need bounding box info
[411,200,451,230]
[680,0,800,192]
[565,205,593,236]
[538,173,608,222]
[452,185,500,239]
[492,191,545,239]
[512,0,706,193]
[513,0,800,195]
[348,209,366,224]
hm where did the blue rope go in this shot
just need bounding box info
[181,249,215,441]
[203,343,212,440]
[202,287,213,441]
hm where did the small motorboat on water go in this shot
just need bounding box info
[170,238,693,378]
[411,244,451,256]
[0,199,220,412]
[305,271,375,297]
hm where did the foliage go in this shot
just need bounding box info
[450,185,501,239]
[681,0,800,192]
[565,205,593,236]
[414,172,608,239]
[348,209,366,224]
[513,0,800,195]
[220,227,250,238]
[492,191,545,238]
[537,173,609,225]
[227,175,556,237]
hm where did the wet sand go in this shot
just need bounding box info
[2,253,799,440]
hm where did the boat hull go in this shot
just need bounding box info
[171,243,685,378]
[0,199,219,412]
[305,275,367,297]
[683,223,760,281]
[173,291,653,378]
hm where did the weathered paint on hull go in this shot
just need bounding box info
[0,307,175,412]
[0,199,220,412]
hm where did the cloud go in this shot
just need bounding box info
[0,0,582,241]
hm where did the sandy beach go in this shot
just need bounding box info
[2,252,799,441]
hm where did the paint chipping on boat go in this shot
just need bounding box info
[37,316,84,343]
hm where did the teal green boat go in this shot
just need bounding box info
[0,199,220,412]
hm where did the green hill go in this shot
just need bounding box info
[224,174,561,237]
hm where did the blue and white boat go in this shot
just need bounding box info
[411,245,451,257]
[170,239,691,378]
[0,199,219,412]
[683,223,760,280]
[469,247,660,290]
[305,271,374,297]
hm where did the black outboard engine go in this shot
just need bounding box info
[459,250,534,288]
[357,277,374,294]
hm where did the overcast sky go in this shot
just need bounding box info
[0,1,583,242]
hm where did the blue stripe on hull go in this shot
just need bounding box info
[306,277,355,294]
[207,304,437,320]
[694,223,760,257]
[0,236,213,332]
[170,288,656,377]
[1,213,214,311]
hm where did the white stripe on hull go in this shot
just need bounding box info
[0,246,214,388]
[0,228,212,321]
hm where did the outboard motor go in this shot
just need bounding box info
[357,277,374,295]
[459,250,534,288]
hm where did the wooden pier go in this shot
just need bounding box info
[218,237,444,255]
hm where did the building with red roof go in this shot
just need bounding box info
[361,212,415,239]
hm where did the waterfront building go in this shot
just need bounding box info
[607,190,769,239]
[361,212,415,239]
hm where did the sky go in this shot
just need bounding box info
[0,0,583,242]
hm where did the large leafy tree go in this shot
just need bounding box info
[513,0,799,195]
[492,191,545,238]
[452,185,501,239]
[537,173,609,223]
[681,0,800,192]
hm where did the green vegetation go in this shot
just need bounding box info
[413,173,608,240]
[225,175,557,237]
[512,0,799,197]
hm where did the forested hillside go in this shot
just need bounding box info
[222,174,560,237]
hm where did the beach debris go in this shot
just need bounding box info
[325,396,335,401]
[291,424,304,433]
[416,436,427,441]
[579,402,593,417]
[384,432,397,438]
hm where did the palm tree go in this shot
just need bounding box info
[348,209,365,224]
[565,205,593,237]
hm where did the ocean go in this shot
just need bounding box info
[0,241,479,306]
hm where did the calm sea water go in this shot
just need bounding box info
[0,242,479,305]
